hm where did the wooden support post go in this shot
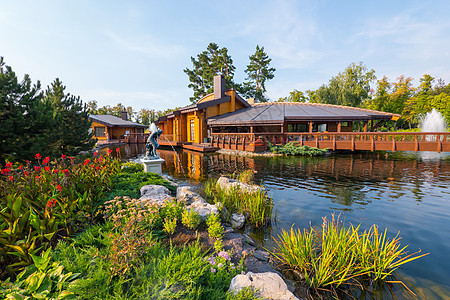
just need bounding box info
[332,134,336,151]
[437,134,442,153]
[337,122,342,133]
[363,121,368,132]
[309,122,313,133]
[371,135,374,151]
[414,135,418,152]
[392,135,396,152]
[351,135,355,151]
[315,134,319,148]
[300,134,303,146]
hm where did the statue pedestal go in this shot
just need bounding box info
[140,158,165,175]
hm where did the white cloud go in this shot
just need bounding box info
[103,30,187,59]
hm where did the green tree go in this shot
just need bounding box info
[277,89,306,102]
[242,45,275,102]
[313,62,376,107]
[136,108,161,125]
[44,79,96,156]
[365,76,391,111]
[184,43,235,103]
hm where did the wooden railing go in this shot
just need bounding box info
[211,132,450,153]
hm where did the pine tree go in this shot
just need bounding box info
[184,43,236,103]
[44,79,96,156]
[242,45,276,102]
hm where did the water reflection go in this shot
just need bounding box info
[114,144,450,299]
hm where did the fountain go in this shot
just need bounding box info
[420,108,447,134]
[140,123,165,174]
[419,108,447,160]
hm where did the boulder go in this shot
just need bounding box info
[229,272,298,300]
[140,185,173,207]
[186,200,218,221]
[230,213,245,229]
[217,176,261,194]
[177,186,204,205]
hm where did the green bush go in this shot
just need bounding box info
[268,142,328,156]
[120,162,144,173]
[182,209,201,230]
[163,217,177,236]
[207,213,224,240]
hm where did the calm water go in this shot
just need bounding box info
[114,144,450,299]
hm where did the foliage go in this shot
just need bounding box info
[268,142,328,156]
[0,57,95,164]
[204,174,273,228]
[240,45,276,103]
[120,161,144,173]
[312,62,376,107]
[271,214,428,292]
[44,78,96,157]
[0,152,120,278]
[184,43,236,103]
[87,101,135,122]
[206,212,224,240]
[277,89,307,103]
[181,209,201,230]
[0,248,79,300]
[163,217,177,236]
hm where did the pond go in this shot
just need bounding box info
[114,144,450,299]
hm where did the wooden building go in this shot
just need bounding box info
[156,75,251,145]
[89,110,147,141]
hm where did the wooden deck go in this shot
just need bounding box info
[211,132,450,153]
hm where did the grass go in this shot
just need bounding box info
[271,214,428,295]
[268,142,328,156]
[203,175,274,228]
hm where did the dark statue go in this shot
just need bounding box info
[145,124,163,159]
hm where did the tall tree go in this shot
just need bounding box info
[242,45,276,102]
[44,79,96,156]
[277,89,306,102]
[365,76,391,111]
[312,62,376,107]
[184,43,235,103]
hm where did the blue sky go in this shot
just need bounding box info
[1,0,449,112]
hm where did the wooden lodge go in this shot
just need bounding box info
[89,110,147,142]
[153,75,449,153]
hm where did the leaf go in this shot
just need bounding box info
[12,197,23,219]
[57,291,78,300]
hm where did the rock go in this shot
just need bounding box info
[186,200,218,221]
[139,185,173,207]
[243,234,255,246]
[230,213,245,229]
[253,250,269,262]
[177,186,204,205]
[229,272,298,300]
[217,176,261,194]
[244,256,276,274]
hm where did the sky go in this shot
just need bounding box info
[1,0,450,113]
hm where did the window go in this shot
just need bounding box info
[341,122,349,127]
[190,119,195,141]
[94,127,106,137]
[287,123,308,132]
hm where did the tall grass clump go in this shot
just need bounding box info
[203,173,273,228]
[271,214,428,294]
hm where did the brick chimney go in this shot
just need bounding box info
[214,75,225,99]
[121,108,128,121]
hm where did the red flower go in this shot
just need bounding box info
[34,166,40,172]
[24,171,29,176]
[45,166,50,172]
[35,153,42,160]
[116,147,120,152]
[53,169,59,174]
[93,151,98,156]
[61,154,67,160]
[62,169,70,176]
[84,158,90,166]
[5,162,13,168]
[46,199,57,209]
[8,176,13,182]
[95,166,100,171]
[43,157,50,165]
[56,184,62,192]
[1,168,11,175]
[19,165,23,170]
[107,149,113,155]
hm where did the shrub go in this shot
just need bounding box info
[182,209,201,230]
[271,214,428,292]
[207,213,224,240]
[120,162,144,173]
[268,142,328,156]
[163,217,177,236]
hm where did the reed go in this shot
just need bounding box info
[271,214,428,292]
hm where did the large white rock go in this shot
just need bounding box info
[187,200,219,221]
[230,213,245,229]
[217,176,261,194]
[176,186,204,205]
[229,272,298,300]
[140,185,173,206]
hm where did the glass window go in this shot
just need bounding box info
[94,127,106,137]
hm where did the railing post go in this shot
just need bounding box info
[315,134,319,148]
[392,134,396,152]
[351,135,355,151]
[333,134,336,151]
[371,134,374,152]
[414,135,418,152]
[437,134,442,153]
